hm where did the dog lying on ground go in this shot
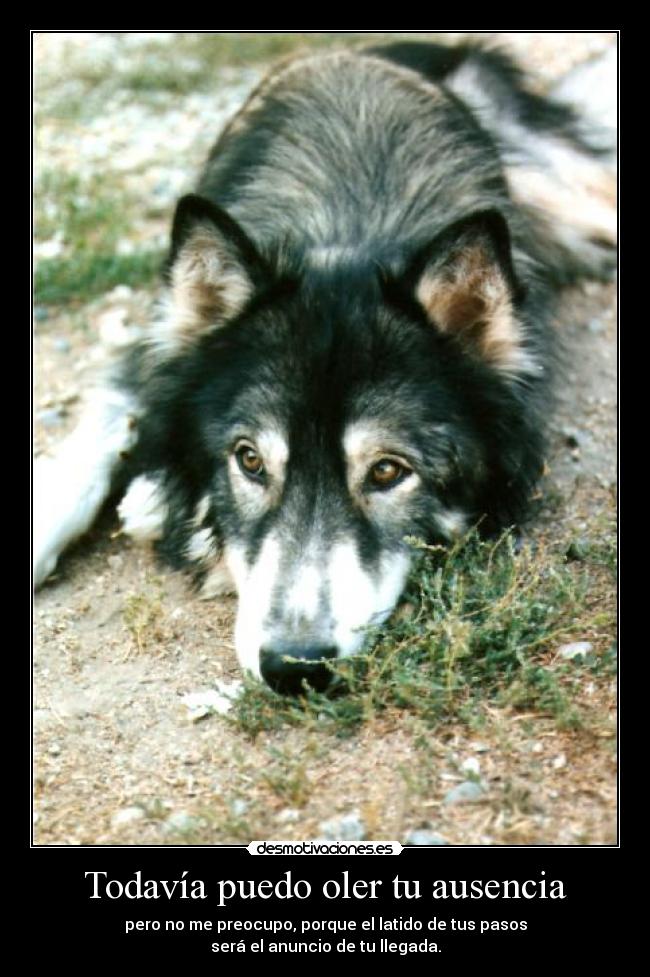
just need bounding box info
[34,40,616,694]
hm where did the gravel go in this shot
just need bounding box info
[319,811,367,841]
[403,830,449,846]
[112,806,146,827]
[443,781,485,805]
[163,811,203,834]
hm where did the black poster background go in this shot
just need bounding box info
[27,848,624,962]
[28,24,623,965]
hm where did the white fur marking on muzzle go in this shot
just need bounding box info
[226,534,282,678]
[328,541,411,657]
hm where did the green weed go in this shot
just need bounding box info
[231,530,607,737]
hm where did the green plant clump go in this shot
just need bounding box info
[231,530,601,738]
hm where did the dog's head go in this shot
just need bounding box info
[146,194,544,693]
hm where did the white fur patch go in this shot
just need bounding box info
[257,428,289,478]
[344,422,420,479]
[343,421,385,469]
[307,245,360,268]
[436,508,468,540]
[284,564,322,620]
[226,535,282,678]
[328,542,411,657]
[343,421,424,508]
[186,527,218,565]
[118,475,167,542]
[226,529,412,677]
[193,494,211,527]
[33,388,139,588]
[228,426,289,516]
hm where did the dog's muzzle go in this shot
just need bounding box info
[260,642,337,695]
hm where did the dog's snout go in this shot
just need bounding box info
[260,643,337,695]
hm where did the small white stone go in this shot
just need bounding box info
[558,641,593,660]
[443,781,484,805]
[319,811,366,841]
[182,680,243,720]
[164,811,201,833]
[460,757,481,776]
[112,806,146,827]
[276,808,301,824]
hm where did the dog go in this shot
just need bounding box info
[34,40,616,694]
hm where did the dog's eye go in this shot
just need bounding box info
[235,442,265,479]
[369,458,410,489]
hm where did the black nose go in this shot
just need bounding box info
[260,643,337,695]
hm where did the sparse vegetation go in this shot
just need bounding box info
[231,529,616,737]
[34,172,164,305]
[123,578,167,656]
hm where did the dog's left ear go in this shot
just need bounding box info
[406,210,531,375]
[164,194,270,349]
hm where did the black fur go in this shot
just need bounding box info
[100,41,615,683]
[120,42,614,565]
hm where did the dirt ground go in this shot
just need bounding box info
[33,32,617,847]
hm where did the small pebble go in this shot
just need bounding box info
[53,337,71,353]
[230,799,248,817]
[112,806,146,827]
[588,317,605,335]
[276,808,301,824]
[460,757,481,777]
[50,693,93,719]
[443,781,484,805]
[403,830,448,846]
[181,680,242,720]
[558,641,593,660]
[163,811,201,834]
[471,742,490,753]
[319,811,366,841]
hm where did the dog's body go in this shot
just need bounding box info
[34,41,616,693]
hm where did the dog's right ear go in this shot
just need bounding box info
[164,194,269,349]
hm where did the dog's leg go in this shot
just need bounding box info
[33,386,139,587]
